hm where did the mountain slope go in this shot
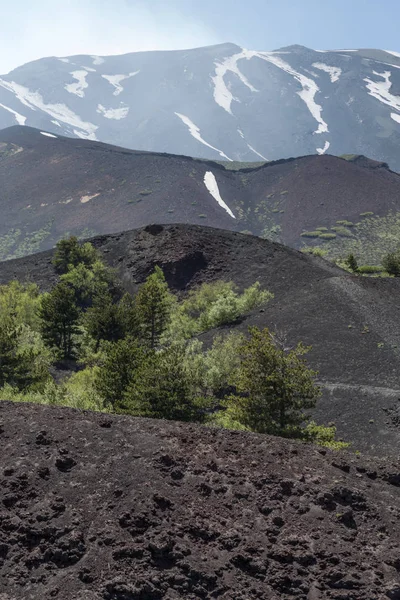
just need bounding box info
[1,43,400,170]
[2,126,400,261]
[1,401,400,599]
[1,223,400,457]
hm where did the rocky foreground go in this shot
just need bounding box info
[0,402,400,599]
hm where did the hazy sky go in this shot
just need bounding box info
[1,0,400,74]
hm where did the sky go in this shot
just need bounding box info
[1,0,400,74]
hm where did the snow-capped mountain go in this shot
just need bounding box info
[1,43,400,169]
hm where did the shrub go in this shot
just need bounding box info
[319,233,337,240]
[360,212,374,217]
[382,250,400,276]
[315,227,329,232]
[331,227,353,237]
[345,254,359,273]
[225,327,321,434]
[357,265,383,274]
[301,246,328,257]
[336,220,354,227]
[300,231,321,238]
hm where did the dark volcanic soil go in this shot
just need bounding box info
[1,401,400,600]
[2,126,400,256]
[1,223,400,457]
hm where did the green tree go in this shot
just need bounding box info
[136,267,173,348]
[61,260,116,309]
[95,338,144,410]
[382,250,400,276]
[124,346,207,422]
[53,237,98,274]
[0,318,50,390]
[345,253,359,273]
[226,327,321,435]
[83,292,139,350]
[39,282,81,359]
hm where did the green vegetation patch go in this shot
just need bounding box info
[301,231,322,238]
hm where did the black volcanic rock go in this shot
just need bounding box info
[0,401,399,599]
[0,44,400,170]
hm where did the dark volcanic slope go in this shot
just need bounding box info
[2,126,400,258]
[1,401,400,600]
[1,223,400,457]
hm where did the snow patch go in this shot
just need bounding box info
[40,131,57,138]
[82,66,96,72]
[391,113,400,124]
[0,103,26,125]
[312,62,342,83]
[212,50,258,114]
[58,58,70,63]
[247,143,268,161]
[102,72,140,96]
[51,120,61,127]
[174,112,232,161]
[65,70,89,98]
[97,104,129,120]
[255,51,329,134]
[385,50,400,58]
[317,141,330,155]
[0,79,98,140]
[204,172,235,219]
[364,71,400,113]
[91,56,104,65]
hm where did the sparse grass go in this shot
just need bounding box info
[316,227,329,232]
[331,227,353,237]
[198,214,207,219]
[360,212,374,217]
[139,189,153,196]
[301,246,328,257]
[301,231,322,238]
[336,220,354,227]
[319,233,337,240]
[357,265,383,274]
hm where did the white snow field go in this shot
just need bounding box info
[364,71,400,112]
[102,72,140,96]
[65,70,89,98]
[97,104,129,120]
[174,112,232,161]
[212,51,258,114]
[40,131,57,138]
[203,171,236,218]
[317,141,330,155]
[391,113,400,124]
[0,103,26,125]
[312,63,342,83]
[0,79,98,140]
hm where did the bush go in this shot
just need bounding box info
[315,227,329,232]
[360,212,374,217]
[319,233,337,240]
[300,231,321,238]
[301,246,328,257]
[382,250,400,276]
[331,227,353,237]
[357,265,383,274]
[225,327,321,434]
[336,220,354,227]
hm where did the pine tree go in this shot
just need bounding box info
[226,327,321,435]
[382,250,400,276]
[53,236,98,274]
[345,253,359,273]
[84,292,139,350]
[135,267,173,348]
[39,282,81,359]
[95,338,144,410]
[124,346,206,422]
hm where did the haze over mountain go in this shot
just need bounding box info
[1,44,400,170]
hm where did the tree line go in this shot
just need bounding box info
[0,236,345,448]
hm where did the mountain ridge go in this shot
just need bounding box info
[1,43,400,169]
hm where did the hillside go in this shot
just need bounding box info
[2,126,400,263]
[0,43,400,170]
[1,223,400,457]
[1,401,400,599]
